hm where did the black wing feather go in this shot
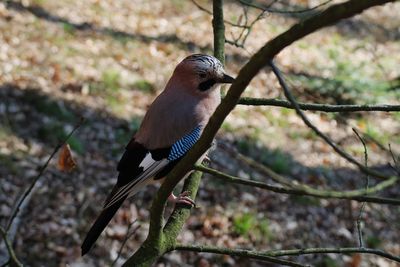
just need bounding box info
[81,188,126,256]
[82,139,147,255]
[116,139,148,187]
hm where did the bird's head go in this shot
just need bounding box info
[170,54,235,95]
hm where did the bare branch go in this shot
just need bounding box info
[195,164,400,205]
[213,0,225,63]
[219,142,303,188]
[191,0,267,49]
[173,245,400,264]
[111,220,140,267]
[172,244,308,267]
[269,60,397,180]
[237,0,334,14]
[0,226,22,267]
[389,144,400,175]
[226,9,266,48]
[237,97,400,112]
[6,117,84,231]
[191,0,249,28]
[361,131,395,155]
[353,128,370,248]
[220,142,399,196]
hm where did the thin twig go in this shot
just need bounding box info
[237,97,400,112]
[6,117,84,231]
[218,142,298,188]
[191,0,249,28]
[173,245,400,263]
[353,128,370,248]
[173,243,308,267]
[192,0,267,49]
[269,60,394,180]
[389,144,400,175]
[195,164,400,205]
[230,4,249,45]
[361,131,393,155]
[237,0,334,14]
[111,220,140,267]
[220,142,399,197]
[0,226,23,267]
[227,9,266,48]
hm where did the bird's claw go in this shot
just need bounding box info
[168,191,196,207]
[202,155,211,165]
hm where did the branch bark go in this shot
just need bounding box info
[173,245,400,264]
[237,97,400,112]
[0,226,22,267]
[195,165,400,205]
[174,243,310,267]
[237,0,334,14]
[269,60,395,180]
[212,0,225,64]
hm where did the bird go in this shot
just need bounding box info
[81,54,235,255]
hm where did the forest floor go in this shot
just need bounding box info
[0,0,400,266]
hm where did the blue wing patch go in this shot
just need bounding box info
[168,126,202,161]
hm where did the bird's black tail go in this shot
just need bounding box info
[81,196,126,256]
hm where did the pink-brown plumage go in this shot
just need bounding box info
[135,55,225,149]
[81,54,234,255]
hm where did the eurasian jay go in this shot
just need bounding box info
[81,54,235,255]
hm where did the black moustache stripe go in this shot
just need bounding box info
[198,79,216,91]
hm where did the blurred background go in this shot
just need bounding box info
[0,0,399,266]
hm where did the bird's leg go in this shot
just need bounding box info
[168,191,196,207]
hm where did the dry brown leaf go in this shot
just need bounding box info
[198,258,210,267]
[51,63,61,83]
[58,144,76,172]
[348,253,361,267]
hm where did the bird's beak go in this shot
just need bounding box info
[220,73,235,84]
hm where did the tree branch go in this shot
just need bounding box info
[173,245,400,264]
[1,118,83,266]
[220,142,398,196]
[6,118,84,231]
[237,0,334,14]
[111,220,139,267]
[191,0,249,28]
[269,60,397,181]
[353,128,369,248]
[195,164,400,205]
[212,0,225,64]
[173,244,309,267]
[226,9,266,49]
[0,226,22,267]
[237,97,400,112]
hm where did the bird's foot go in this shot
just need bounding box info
[168,191,196,207]
[202,155,211,165]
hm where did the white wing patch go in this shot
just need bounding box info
[103,153,169,209]
[103,126,203,210]
[139,153,157,169]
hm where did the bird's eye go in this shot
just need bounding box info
[199,73,206,78]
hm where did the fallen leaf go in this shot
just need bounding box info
[348,253,361,267]
[51,63,61,83]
